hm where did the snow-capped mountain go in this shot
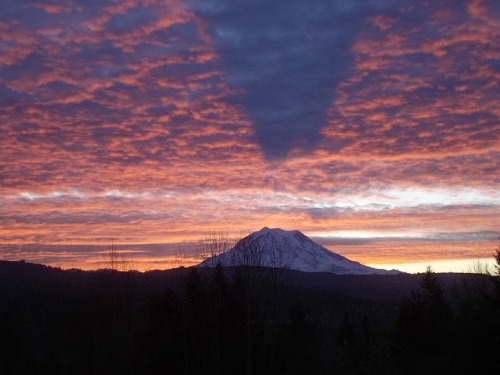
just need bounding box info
[198,227,399,275]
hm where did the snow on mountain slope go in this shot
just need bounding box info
[198,227,399,275]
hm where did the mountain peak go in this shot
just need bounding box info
[257,226,287,233]
[199,228,399,275]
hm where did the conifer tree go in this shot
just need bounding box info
[494,237,500,276]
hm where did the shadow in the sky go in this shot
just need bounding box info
[192,0,366,160]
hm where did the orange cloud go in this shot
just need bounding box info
[0,1,498,272]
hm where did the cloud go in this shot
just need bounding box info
[191,0,376,159]
[0,0,498,270]
[105,6,157,34]
[0,52,50,81]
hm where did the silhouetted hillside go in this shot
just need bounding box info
[1,260,499,374]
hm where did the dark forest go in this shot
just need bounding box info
[1,260,499,374]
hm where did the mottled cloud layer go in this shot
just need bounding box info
[0,0,498,270]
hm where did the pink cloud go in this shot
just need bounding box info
[0,1,498,271]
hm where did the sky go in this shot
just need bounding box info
[1,0,499,273]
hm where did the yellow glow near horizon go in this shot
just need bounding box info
[368,258,496,274]
[50,257,495,274]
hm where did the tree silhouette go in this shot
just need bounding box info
[198,230,236,261]
[397,267,453,373]
[145,288,183,374]
[104,239,130,272]
[183,267,209,374]
[209,263,229,375]
[419,266,446,305]
[494,237,500,276]
[283,305,317,375]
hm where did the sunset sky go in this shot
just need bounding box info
[1,0,499,273]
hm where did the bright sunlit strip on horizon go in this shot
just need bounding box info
[367,258,497,274]
[48,256,497,274]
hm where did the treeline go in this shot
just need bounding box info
[0,262,499,374]
[395,267,500,374]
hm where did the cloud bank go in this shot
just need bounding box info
[0,0,498,270]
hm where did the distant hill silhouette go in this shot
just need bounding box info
[1,259,498,375]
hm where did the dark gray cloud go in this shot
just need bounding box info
[0,52,50,81]
[1,211,172,225]
[1,0,498,271]
[0,84,25,105]
[78,41,130,65]
[313,230,499,248]
[105,6,157,34]
[190,0,407,159]
[192,1,351,158]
